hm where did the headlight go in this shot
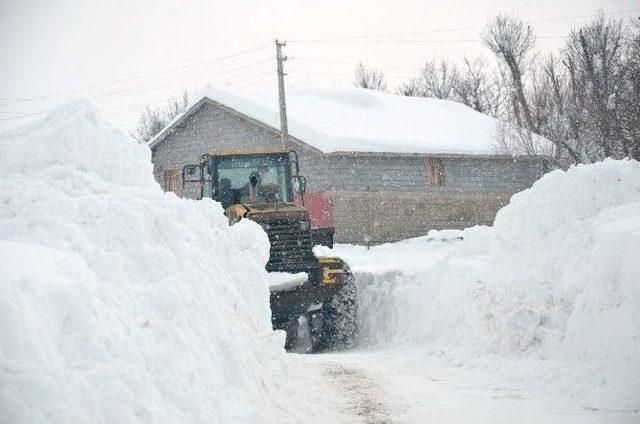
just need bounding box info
[300,220,310,231]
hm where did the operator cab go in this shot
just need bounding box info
[183,148,306,208]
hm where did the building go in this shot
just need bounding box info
[149,87,548,244]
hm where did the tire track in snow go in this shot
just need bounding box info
[323,361,393,424]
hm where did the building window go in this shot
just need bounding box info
[427,158,445,186]
[164,169,180,194]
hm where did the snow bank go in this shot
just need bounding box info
[333,159,640,411]
[0,100,291,423]
[151,86,510,155]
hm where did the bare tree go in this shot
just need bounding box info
[396,59,459,100]
[134,91,189,143]
[418,59,459,99]
[353,62,387,91]
[396,13,639,163]
[453,57,505,116]
[483,14,538,134]
[453,57,486,112]
[540,55,582,164]
[397,78,421,97]
[565,16,625,159]
[620,17,640,160]
[398,56,505,117]
[492,118,551,156]
[134,106,166,144]
[164,90,189,121]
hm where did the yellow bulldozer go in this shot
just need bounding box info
[183,148,357,351]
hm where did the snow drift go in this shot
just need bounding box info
[334,159,640,411]
[0,101,290,423]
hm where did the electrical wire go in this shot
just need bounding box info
[0,43,271,103]
[0,68,276,122]
[292,57,419,70]
[286,9,639,43]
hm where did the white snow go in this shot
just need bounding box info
[0,100,294,423]
[267,272,308,292]
[151,86,513,155]
[328,159,640,413]
[2,97,637,423]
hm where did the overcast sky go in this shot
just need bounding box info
[1,0,637,132]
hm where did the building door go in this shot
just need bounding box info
[164,169,180,194]
[427,158,445,186]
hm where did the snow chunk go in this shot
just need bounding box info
[267,272,308,292]
[228,217,271,267]
[312,244,333,259]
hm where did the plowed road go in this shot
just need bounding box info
[286,351,636,424]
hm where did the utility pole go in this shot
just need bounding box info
[275,39,288,147]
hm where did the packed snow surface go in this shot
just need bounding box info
[150,86,502,155]
[331,159,640,412]
[0,101,293,423]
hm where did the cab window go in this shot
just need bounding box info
[216,155,291,208]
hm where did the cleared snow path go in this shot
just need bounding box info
[288,351,636,423]
[288,353,392,424]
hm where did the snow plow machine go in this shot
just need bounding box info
[183,148,357,352]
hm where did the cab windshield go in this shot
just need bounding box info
[213,154,291,209]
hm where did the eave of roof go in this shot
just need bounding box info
[324,150,550,161]
[206,147,292,157]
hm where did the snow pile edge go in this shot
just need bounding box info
[345,159,640,411]
[0,101,289,423]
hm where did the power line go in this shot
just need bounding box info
[89,71,274,119]
[293,57,419,70]
[289,70,412,80]
[291,38,481,45]
[0,61,275,118]
[287,9,639,43]
[287,35,581,45]
[87,59,273,103]
[0,68,276,123]
[0,43,271,103]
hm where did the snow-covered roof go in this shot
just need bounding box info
[149,86,503,155]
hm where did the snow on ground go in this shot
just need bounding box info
[2,98,637,424]
[328,159,640,415]
[0,101,299,423]
[295,351,636,424]
[150,86,547,155]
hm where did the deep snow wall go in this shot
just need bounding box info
[351,160,640,411]
[0,101,289,423]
